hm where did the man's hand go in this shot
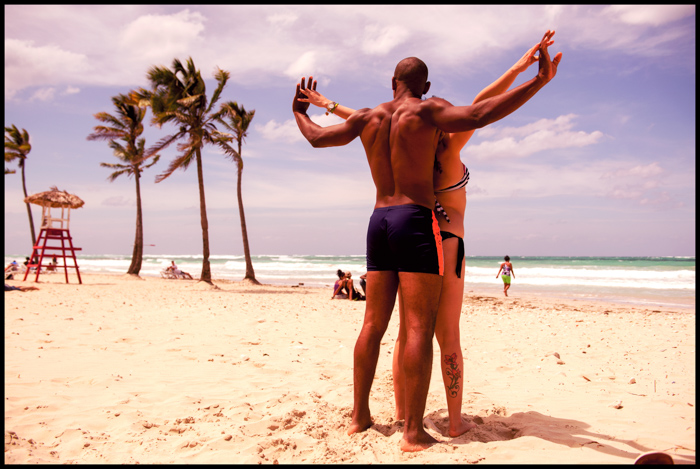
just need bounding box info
[536,30,563,83]
[293,76,314,114]
[295,75,334,110]
[512,39,553,74]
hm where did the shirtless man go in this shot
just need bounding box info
[293,30,561,452]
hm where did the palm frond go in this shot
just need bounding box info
[87,126,125,141]
[177,94,204,107]
[146,132,182,157]
[216,140,242,165]
[207,68,230,113]
[154,150,195,183]
[106,168,132,182]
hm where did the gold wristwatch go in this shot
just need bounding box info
[325,101,339,115]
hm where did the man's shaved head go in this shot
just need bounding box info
[394,57,429,97]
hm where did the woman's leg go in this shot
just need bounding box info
[434,237,475,437]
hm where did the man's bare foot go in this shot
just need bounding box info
[400,430,438,452]
[347,418,373,436]
[448,419,476,437]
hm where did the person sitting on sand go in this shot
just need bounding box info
[345,272,365,301]
[332,269,349,299]
[5,284,39,292]
[5,260,20,280]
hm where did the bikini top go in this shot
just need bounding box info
[435,164,470,193]
[434,164,469,222]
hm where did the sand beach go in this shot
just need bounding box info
[4,273,695,464]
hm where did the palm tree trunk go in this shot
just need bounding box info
[21,164,36,246]
[236,158,259,284]
[127,169,143,275]
[195,148,212,284]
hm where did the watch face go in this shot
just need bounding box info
[327,102,334,111]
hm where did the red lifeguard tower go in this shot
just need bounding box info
[23,187,84,284]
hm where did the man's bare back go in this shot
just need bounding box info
[348,96,441,210]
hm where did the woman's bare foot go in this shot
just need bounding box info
[400,430,438,452]
[448,419,476,437]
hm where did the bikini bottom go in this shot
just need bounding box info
[439,231,464,278]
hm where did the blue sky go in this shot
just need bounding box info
[4,5,695,257]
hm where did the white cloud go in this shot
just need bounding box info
[600,162,678,206]
[5,39,91,99]
[602,162,664,180]
[604,5,695,27]
[102,196,132,207]
[119,9,206,64]
[267,12,298,27]
[284,51,318,79]
[465,114,604,160]
[4,5,695,100]
[256,119,305,144]
[257,113,345,144]
[361,24,409,55]
[29,87,56,102]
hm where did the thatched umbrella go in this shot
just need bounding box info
[24,186,84,231]
[24,186,85,209]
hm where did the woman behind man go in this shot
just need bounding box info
[301,42,544,436]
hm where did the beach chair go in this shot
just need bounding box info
[160,268,178,279]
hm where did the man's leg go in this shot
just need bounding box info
[348,270,399,435]
[398,271,443,452]
[392,285,406,420]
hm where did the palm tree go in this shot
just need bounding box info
[137,57,230,284]
[87,93,160,276]
[217,101,259,284]
[5,150,17,174]
[5,125,36,246]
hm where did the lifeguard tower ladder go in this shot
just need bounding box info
[24,204,83,284]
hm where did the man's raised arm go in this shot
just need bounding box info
[428,30,563,134]
[293,77,366,148]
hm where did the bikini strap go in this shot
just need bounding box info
[434,198,451,223]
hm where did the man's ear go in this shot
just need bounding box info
[423,81,431,96]
[392,77,397,91]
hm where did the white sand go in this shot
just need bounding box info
[4,274,695,464]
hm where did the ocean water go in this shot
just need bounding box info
[5,254,694,310]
